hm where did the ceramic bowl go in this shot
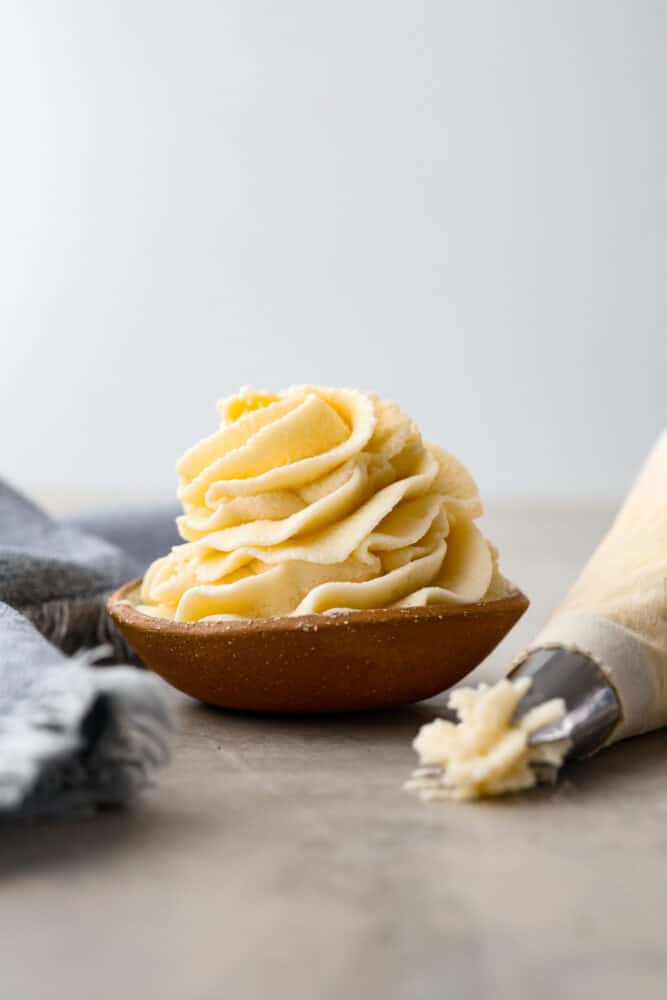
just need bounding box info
[107,580,529,713]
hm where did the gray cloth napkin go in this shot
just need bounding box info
[0,482,180,818]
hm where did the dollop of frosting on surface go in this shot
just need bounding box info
[406,678,569,801]
[139,385,511,621]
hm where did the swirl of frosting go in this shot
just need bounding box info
[138,386,511,621]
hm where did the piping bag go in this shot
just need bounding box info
[407,432,667,800]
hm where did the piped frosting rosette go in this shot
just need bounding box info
[139,386,511,621]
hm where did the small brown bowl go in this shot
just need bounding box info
[108,580,529,714]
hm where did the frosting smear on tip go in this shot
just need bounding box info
[406,678,570,801]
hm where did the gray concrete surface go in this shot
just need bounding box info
[3,503,667,1000]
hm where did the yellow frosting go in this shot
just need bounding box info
[139,385,511,621]
[406,678,569,800]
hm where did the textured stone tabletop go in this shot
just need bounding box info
[3,504,667,1000]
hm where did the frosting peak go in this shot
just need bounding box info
[139,386,511,621]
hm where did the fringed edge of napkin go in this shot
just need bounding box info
[0,653,173,818]
[20,593,139,662]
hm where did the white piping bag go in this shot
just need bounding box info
[408,432,666,800]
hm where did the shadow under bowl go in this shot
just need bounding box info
[107,580,529,714]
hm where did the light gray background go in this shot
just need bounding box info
[1,0,665,510]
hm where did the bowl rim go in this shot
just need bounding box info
[108,578,530,637]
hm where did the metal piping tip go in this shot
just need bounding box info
[407,648,622,799]
[511,647,621,759]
